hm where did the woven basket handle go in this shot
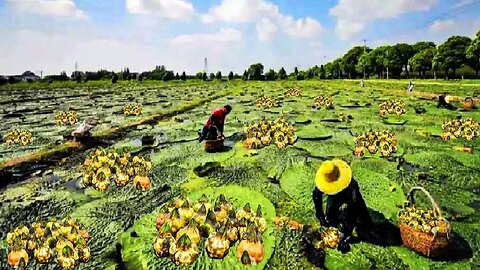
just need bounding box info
[406,186,443,219]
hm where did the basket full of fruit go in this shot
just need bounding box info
[204,137,225,153]
[153,194,267,266]
[398,187,451,258]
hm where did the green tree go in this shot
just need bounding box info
[175,73,180,80]
[162,71,175,81]
[277,67,287,80]
[216,71,222,80]
[242,70,248,81]
[111,73,118,84]
[296,71,305,80]
[228,71,234,80]
[412,41,436,53]
[180,71,187,81]
[467,30,480,77]
[203,72,208,81]
[265,69,276,81]
[341,46,368,78]
[434,36,472,79]
[356,52,375,78]
[319,65,326,79]
[409,47,436,78]
[386,43,416,77]
[247,63,264,80]
[209,73,215,80]
[294,67,299,75]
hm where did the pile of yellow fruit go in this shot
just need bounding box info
[154,194,266,266]
[123,104,142,116]
[379,100,406,116]
[354,130,398,157]
[312,96,334,109]
[255,97,279,108]
[5,129,33,146]
[441,117,480,141]
[398,204,450,236]
[313,227,340,250]
[82,147,151,192]
[6,216,90,269]
[244,118,295,149]
[55,111,79,125]
[284,87,302,97]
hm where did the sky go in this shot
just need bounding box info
[1,0,480,75]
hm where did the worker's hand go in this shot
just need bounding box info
[318,217,331,227]
[337,237,351,254]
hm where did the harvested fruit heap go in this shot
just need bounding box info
[379,99,406,116]
[312,96,334,109]
[284,87,302,97]
[82,147,152,192]
[123,104,143,116]
[311,226,340,250]
[398,203,450,235]
[154,194,266,266]
[5,129,33,146]
[255,96,279,108]
[244,118,295,149]
[55,111,79,125]
[354,130,399,157]
[441,117,480,141]
[6,216,90,269]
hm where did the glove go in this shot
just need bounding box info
[318,217,331,227]
[337,236,351,254]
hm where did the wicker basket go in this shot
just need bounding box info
[203,138,224,153]
[399,187,451,258]
[464,97,475,111]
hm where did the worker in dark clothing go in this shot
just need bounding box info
[313,159,373,253]
[198,105,232,142]
[437,93,455,109]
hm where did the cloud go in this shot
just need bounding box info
[330,0,438,40]
[256,18,277,42]
[201,0,323,39]
[429,17,480,36]
[170,28,242,46]
[454,0,474,8]
[6,0,88,20]
[126,0,194,20]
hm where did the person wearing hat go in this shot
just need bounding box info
[313,159,373,253]
[198,105,232,142]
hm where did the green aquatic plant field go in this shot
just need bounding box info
[1,80,479,269]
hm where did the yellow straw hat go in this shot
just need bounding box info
[315,159,352,195]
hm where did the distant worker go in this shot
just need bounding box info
[360,80,365,87]
[408,80,414,92]
[72,117,98,141]
[313,159,373,253]
[437,93,455,110]
[198,105,232,142]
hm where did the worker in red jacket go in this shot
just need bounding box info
[198,105,232,142]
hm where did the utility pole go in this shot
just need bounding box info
[363,39,367,79]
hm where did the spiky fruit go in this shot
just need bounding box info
[133,175,151,191]
[114,172,130,187]
[34,245,51,264]
[205,227,230,259]
[170,208,186,233]
[8,247,29,268]
[193,194,212,212]
[176,220,201,244]
[57,244,79,269]
[237,230,265,265]
[178,200,195,221]
[172,234,199,266]
[193,204,208,226]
